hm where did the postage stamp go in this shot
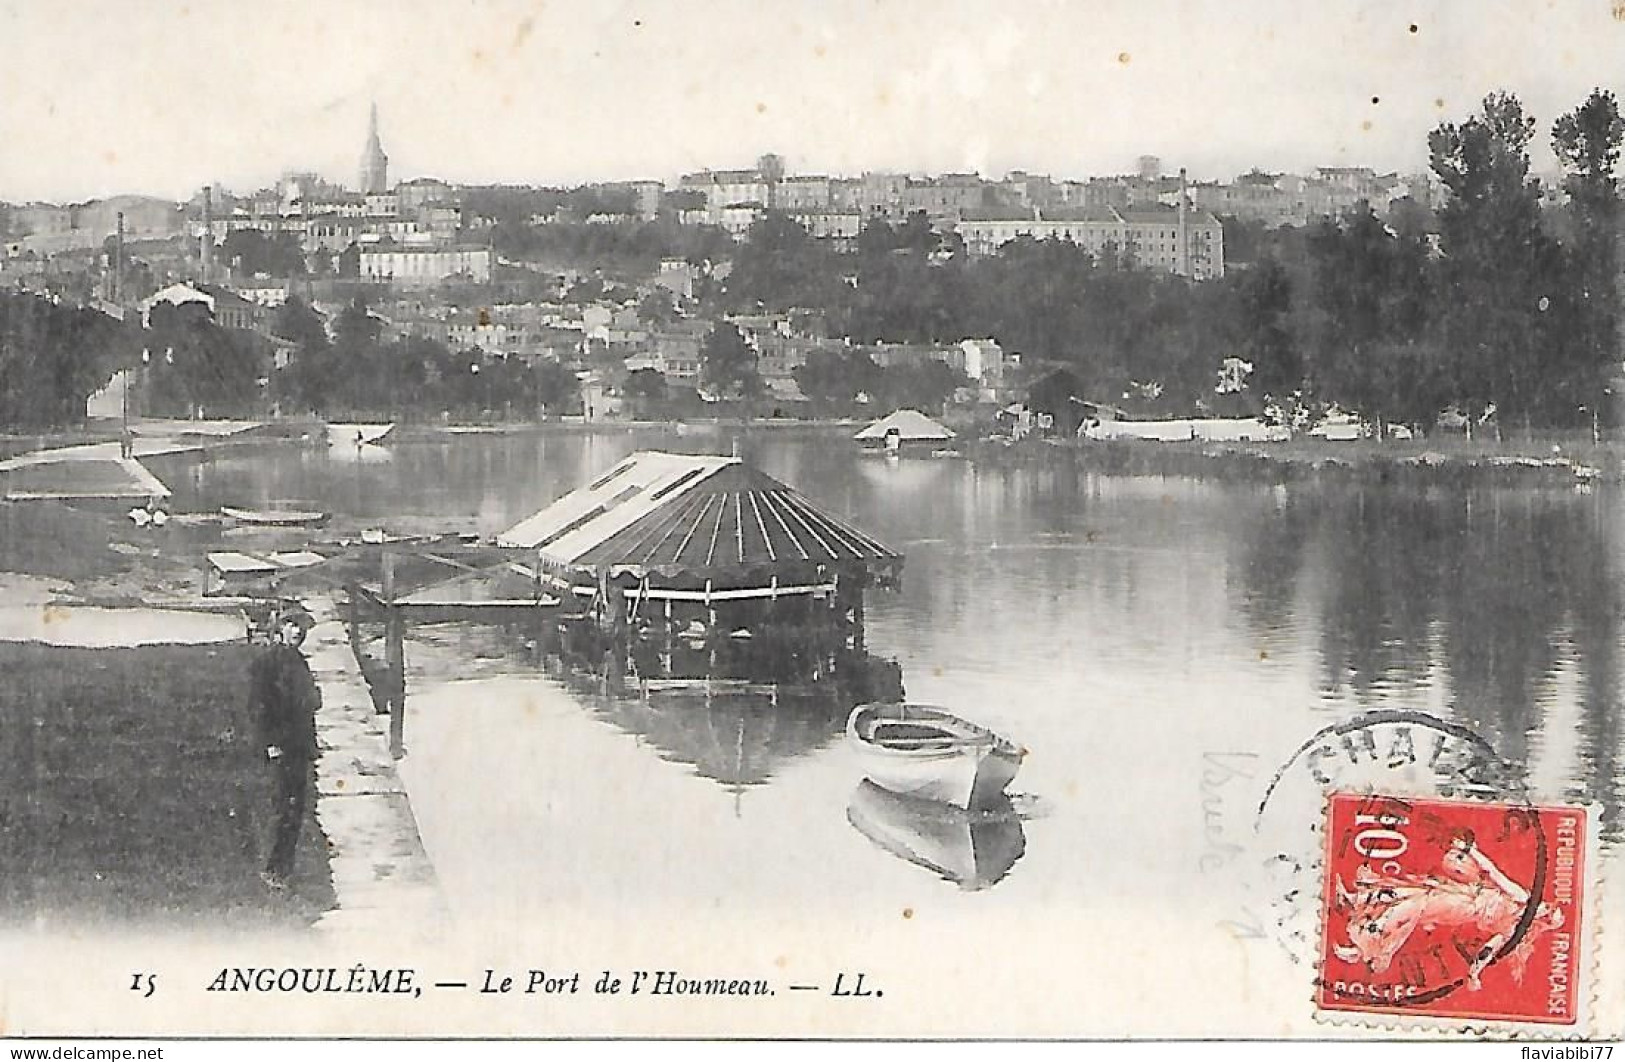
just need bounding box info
[1317,793,1590,1027]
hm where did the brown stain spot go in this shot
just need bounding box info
[1117,51,1131,65]
[1613,1,1625,20]
[102,151,118,166]
[876,87,891,107]
[335,778,345,789]
[774,955,788,968]
[513,16,534,49]
[471,46,487,64]
[814,44,826,57]
[1258,648,1269,661]
[41,603,69,625]
[1435,97,1446,109]
[756,101,767,114]
[902,907,914,919]
[501,92,513,108]
[1361,120,1373,132]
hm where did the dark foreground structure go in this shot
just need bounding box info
[0,643,333,926]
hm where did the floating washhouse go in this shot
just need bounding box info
[854,409,955,453]
[497,450,903,684]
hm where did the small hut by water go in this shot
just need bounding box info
[498,450,903,684]
[854,409,955,453]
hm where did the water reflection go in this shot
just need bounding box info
[1231,483,1624,842]
[157,429,1624,880]
[586,689,851,792]
[846,780,1027,890]
[555,626,905,789]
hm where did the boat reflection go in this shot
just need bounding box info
[846,779,1027,890]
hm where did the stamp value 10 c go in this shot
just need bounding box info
[1318,793,1588,1026]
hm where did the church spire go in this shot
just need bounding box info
[358,101,389,194]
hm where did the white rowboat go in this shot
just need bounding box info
[846,702,1025,810]
[220,506,329,527]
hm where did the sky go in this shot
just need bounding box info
[3,0,1625,202]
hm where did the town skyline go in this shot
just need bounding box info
[4,1,1624,203]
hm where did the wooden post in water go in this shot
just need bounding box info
[381,548,407,758]
[386,609,406,759]
[852,583,866,654]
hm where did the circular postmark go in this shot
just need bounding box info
[1246,709,1562,1017]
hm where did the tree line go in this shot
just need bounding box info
[266,297,579,420]
[715,88,1625,435]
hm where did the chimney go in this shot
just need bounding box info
[201,187,215,282]
[113,211,125,303]
[1177,167,1189,278]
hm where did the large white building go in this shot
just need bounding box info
[358,246,492,285]
[954,205,1225,279]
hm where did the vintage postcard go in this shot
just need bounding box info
[0,0,1622,1044]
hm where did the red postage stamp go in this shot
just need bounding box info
[1318,793,1588,1025]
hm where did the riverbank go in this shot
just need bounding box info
[967,432,1622,485]
[0,499,201,603]
[0,642,334,927]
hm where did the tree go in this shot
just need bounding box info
[725,212,842,312]
[622,367,667,415]
[1231,256,1300,401]
[533,359,581,414]
[794,348,880,407]
[1552,88,1625,424]
[638,288,679,326]
[221,230,306,277]
[329,298,383,413]
[873,359,967,414]
[144,301,263,417]
[1429,91,1561,430]
[700,323,759,399]
[0,293,135,429]
[275,297,337,415]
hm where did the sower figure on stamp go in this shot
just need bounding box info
[1334,828,1565,991]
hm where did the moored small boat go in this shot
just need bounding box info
[327,422,395,448]
[220,505,329,527]
[846,702,1025,810]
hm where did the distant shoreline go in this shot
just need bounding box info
[7,416,1622,485]
[965,433,1621,485]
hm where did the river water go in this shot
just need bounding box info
[146,426,1625,1036]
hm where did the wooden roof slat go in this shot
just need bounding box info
[802,500,893,556]
[747,491,776,562]
[785,495,868,558]
[637,491,709,564]
[673,494,719,565]
[759,490,808,559]
[775,490,839,560]
[704,489,726,567]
